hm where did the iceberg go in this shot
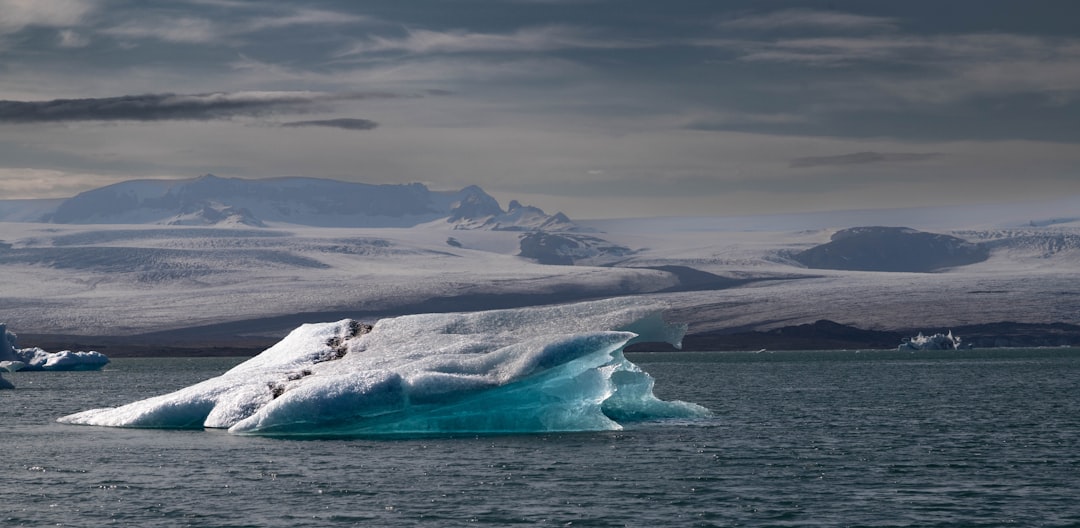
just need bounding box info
[59,299,709,437]
[0,360,25,373]
[17,348,111,371]
[899,331,963,351]
[1,324,110,371]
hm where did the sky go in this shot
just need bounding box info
[1,0,1079,219]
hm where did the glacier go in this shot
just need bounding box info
[58,299,709,437]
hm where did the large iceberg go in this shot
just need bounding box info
[59,299,709,437]
[1,324,110,371]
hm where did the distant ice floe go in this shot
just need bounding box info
[1,324,110,372]
[899,331,963,351]
[59,299,709,437]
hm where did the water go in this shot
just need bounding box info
[3,349,1080,527]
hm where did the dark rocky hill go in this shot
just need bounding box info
[792,226,989,272]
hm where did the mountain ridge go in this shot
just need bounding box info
[0,174,579,231]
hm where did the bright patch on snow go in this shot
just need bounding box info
[58,299,708,437]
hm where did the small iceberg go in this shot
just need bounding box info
[1,324,110,371]
[0,360,26,372]
[12,348,111,371]
[899,331,962,351]
[59,299,709,437]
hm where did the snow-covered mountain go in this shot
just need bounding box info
[0,198,64,223]
[1,174,579,231]
[454,200,583,232]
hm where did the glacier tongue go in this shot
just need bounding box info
[58,298,709,437]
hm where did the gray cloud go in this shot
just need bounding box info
[0,91,405,124]
[790,151,942,168]
[280,118,379,131]
[102,17,218,44]
[56,29,90,48]
[100,7,372,45]
[337,25,655,57]
[718,9,898,32]
[0,0,97,34]
[726,33,1080,71]
[2,1,1078,216]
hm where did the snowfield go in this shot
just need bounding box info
[0,222,679,336]
[2,193,1079,345]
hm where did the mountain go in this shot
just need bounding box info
[455,200,583,232]
[791,226,990,272]
[0,174,579,230]
[0,174,635,267]
[517,232,633,265]
[0,198,65,222]
[163,203,266,227]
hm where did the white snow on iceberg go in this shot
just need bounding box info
[1,324,110,371]
[59,299,709,437]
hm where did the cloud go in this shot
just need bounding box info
[718,9,898,32]
[685,111,810,130]
[0,0,97,34]
[229,51,588,93]
[101,7,370,44]
[0,168,131,199]
[179,0,254,8]
[338,25,653,56]
[56,29,90,48]
[724,33,1080,69]
[701,31,1080,105]
[280,118,379,130]
[244,8,373,32]
[0,91,406,124]
[789,151,942,168]
[102,17,219,44]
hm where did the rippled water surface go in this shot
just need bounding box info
[4,349,1080,527]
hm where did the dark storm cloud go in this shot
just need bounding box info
[0,91,405,123]
[790,152,942,168]
[280,118,379,130]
